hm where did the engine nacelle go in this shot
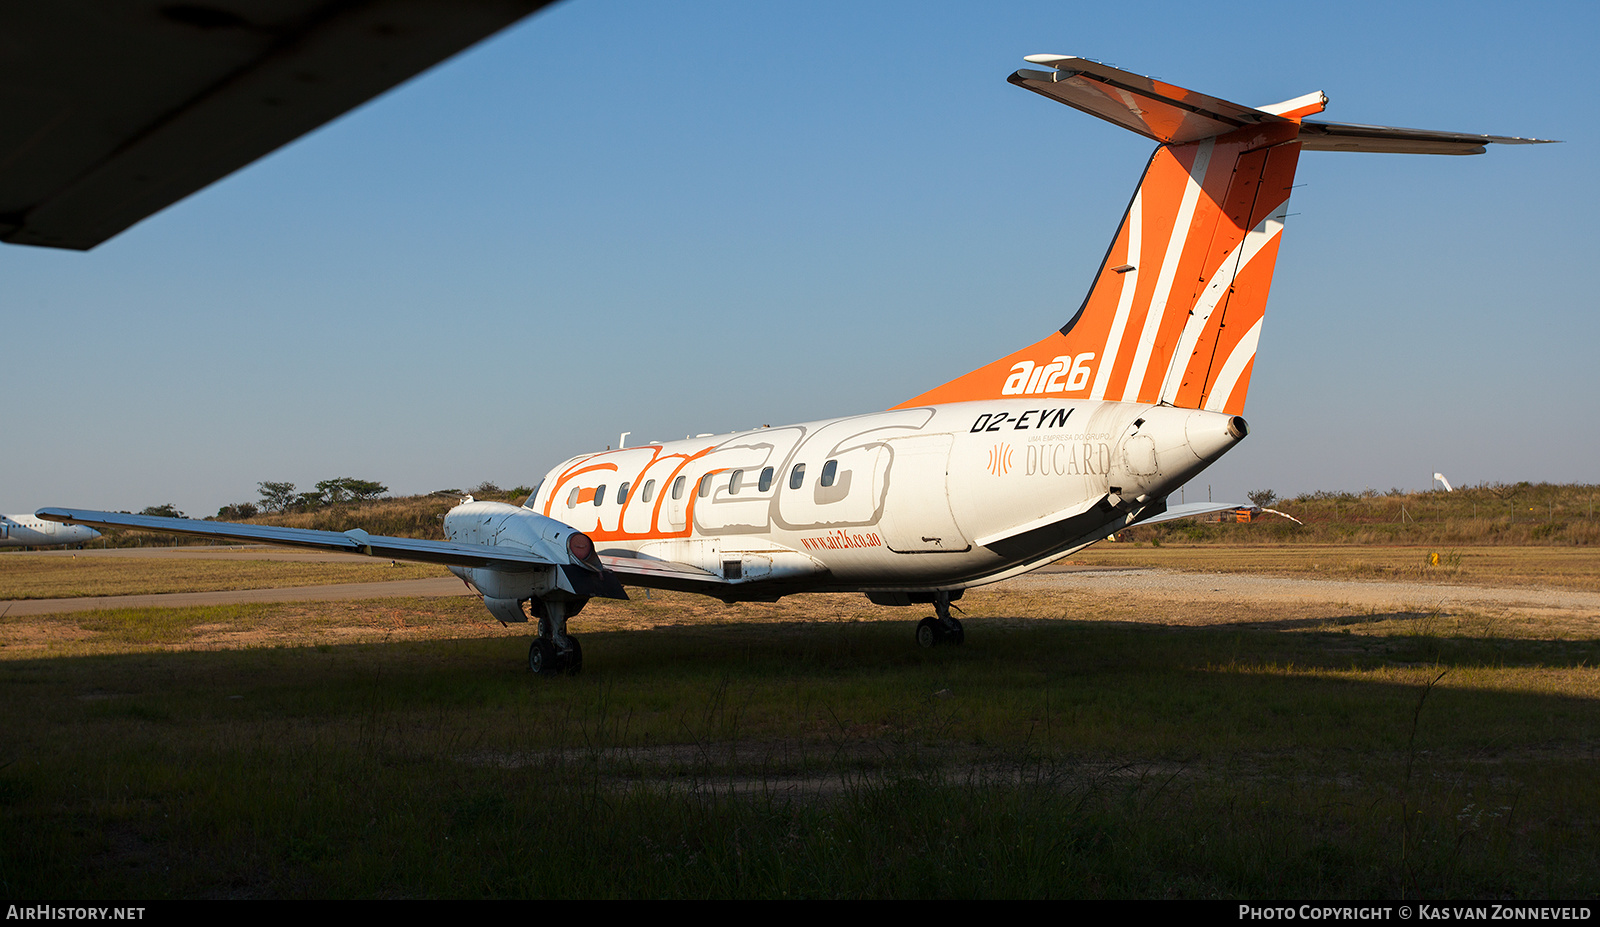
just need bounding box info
[443,499,622,605]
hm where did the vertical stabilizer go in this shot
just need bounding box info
[896,56,1550,414]
[894,57,1313,414]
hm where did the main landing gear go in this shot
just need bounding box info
[916,591,964,648]
[527,598,584,676]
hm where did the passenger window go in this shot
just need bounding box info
[642,480,656,503]
[567,486,580,508]
[820,460,838,488]
[728,469,744,494]
[672,476,685,500]
[617,481,630,504]
[594,485,606,506]
[759,467,774,492]
[789,463,806,489]
[697,474,713,498]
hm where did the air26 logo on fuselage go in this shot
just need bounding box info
[1002,353,1094,396]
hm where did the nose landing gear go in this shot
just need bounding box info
[528,636,583,675]
[916,591,965,648]
[527,597,585,675]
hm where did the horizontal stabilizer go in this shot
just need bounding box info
[1128,501,1255,527]
[1297,120,1556,155]
[1010,55,1307,144]
[1011,55,1555,153]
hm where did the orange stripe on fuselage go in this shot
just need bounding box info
[541,445,717,542]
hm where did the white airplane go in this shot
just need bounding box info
[2,513,100,548]
[39,56,1550,673]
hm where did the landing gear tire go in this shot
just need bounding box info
[529,638,557,674]
[917,615,965,647]
[529,635,583,675]
[561,636,583,675]
[917,588,966,648]
[527,597,586,676]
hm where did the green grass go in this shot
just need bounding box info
[1077,544,1600,593]
[1124,482,1600,547]
[0,555,443,599]
[2,602,1597,898]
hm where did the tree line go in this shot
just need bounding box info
[214,478,390,519]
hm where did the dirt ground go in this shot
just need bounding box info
[3,544,1595,656]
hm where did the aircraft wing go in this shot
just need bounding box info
[35,506,554,571]
[1,1,555,251]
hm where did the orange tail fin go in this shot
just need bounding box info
[895,57,1315,414]
[896,56,1552,414]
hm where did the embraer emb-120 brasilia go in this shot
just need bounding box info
[41,56,1551,674]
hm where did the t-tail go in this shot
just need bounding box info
[893,56,1553,414]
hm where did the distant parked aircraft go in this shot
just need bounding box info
[2,514,99,548]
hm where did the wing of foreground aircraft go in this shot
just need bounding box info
[0,1,555,251]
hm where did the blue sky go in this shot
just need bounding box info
[4,0,1595,517]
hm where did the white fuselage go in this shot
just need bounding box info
[524,399,1244,598]
[1,514,100,548]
